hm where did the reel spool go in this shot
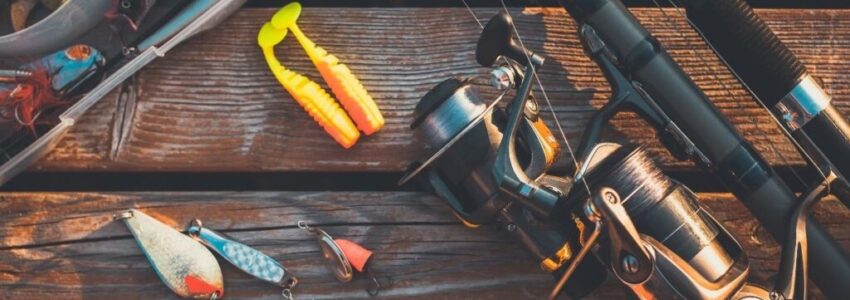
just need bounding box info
[412,78,491,149]
[410,77,504,225]
[410,76,559,225]
[407,76,606,298]
[559,144,752,298]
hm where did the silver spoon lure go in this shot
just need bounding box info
[118,209,224,299]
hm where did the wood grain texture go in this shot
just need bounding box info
[29,8,850,172]
[0,191,845,299]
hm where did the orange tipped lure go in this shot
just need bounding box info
[274,2,384,135]
[118,209,224,299]
[258,2,384,148]
[298,221,391,296]
[335,239,373,273]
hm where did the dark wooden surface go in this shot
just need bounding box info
[0,6,847,300]
[31,7,850,172]
[0,192,846,299]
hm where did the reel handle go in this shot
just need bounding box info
[476,12,544,67]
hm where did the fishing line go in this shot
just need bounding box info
[461,0,594,198]
[460,0,485,27]
[399,83,509,184]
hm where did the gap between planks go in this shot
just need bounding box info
[0,191,845,299]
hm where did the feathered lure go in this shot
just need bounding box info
[0,44,103,135]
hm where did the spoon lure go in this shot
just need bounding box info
[118,209,224,299]
[187,219,299,299]
[297,221,392,296]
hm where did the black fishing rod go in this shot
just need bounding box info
[404,10,758,298]
[404,3,850,298]
[675,0,850,206]
[560,0,850,298]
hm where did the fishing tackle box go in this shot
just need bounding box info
[0,0,245,185]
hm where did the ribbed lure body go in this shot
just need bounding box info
[188,222,297,288]
[277,2,385,135]
[257,22,360,148]
[122,209,224,299]
[290,29,385,135]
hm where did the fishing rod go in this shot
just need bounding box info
[556,0,850,298]
[669,0,850,296]
[401,6,829,299]
[399,0,849,298]
[673,0,850,208]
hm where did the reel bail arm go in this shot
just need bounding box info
[589,188,653,283]
[774,171,836,300]
[492,62,562,218]
[548,187,653,299]
[476,11,562,219]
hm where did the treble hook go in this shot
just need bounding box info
[365,267,393,297]
[209,291,220,300]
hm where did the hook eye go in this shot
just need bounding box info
[186,218,203,237]
[281,288,293,300]
[297,220,312,232]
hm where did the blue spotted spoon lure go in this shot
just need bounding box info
[187,219,298,298]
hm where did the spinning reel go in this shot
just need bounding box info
[401,12,772,299]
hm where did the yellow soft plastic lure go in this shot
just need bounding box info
[273,2,384,135]
[257,3,383,148]
[258,15,359,148]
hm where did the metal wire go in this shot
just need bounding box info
[460,0,594,198]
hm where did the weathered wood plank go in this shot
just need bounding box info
[0,191,845,299]
[30,8,850,172]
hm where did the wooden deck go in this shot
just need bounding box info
[0,6,848,299]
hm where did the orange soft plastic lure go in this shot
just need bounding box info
[258,20,359,148]
[273,2,384,135]
[258,2,384,148]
